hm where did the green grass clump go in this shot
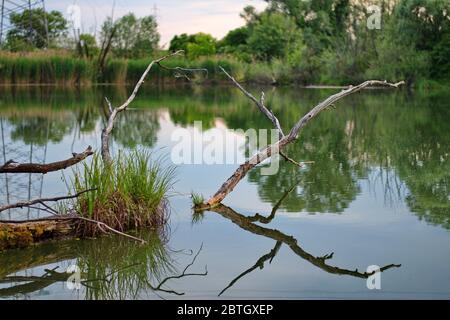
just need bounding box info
[71,150,175,237]
[191,192,205,207]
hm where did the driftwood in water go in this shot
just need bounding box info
[0,191,96,250]
[0,217,77,251]
[0,146,93,174]
[199,70,405,208]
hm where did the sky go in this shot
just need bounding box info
[48,0,268,47]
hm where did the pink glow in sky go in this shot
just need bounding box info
[49,0,268,47]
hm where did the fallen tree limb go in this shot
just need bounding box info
[0,146,93,174]
[200,74,405,208]
[0,214,146,250]
[0,216,77,251]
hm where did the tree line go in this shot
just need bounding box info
[1,0,449,86]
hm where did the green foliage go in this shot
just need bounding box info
[101,13,160,58]
[6,9,67,50]
[247,12,301,61]
[169,33,217,59]
[219,27,249,49]
[0,51,93,85]
[186,33,217,59]
[79,34,99,59]
[214,0,449,84]
[191,192,205,206]
[390,0,450,79]
[169,34,195,52]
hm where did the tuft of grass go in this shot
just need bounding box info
[71,150,175,237]
[191,192,205,207]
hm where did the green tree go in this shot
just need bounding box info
[186,33,217,59]
[247,12,302,61]
[169,33,217,59]
[133,16,160,58]
[217,27,252,61]
[169,33,195,52]
[219,27,249,49]
[389,0,450,79]
[102,13,160,58]
[79,34,99,58]
[6,9,67,50]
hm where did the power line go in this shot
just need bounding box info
[0,0,48,47]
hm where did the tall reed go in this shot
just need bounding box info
[0,51,93,85]
[71,150,175,237]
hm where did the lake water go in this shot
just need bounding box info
[0,85,449,299]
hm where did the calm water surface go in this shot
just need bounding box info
[0,85,449,299]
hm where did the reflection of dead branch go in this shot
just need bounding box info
[212,204,401,296]
[148,243,208,296]
[0,267,71,297]
[200,69,404,208]
[247,180,299,224]
[219,241,281,296]
[0,146,93,174]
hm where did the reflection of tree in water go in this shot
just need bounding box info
[8,115,74,146]
[112,110,160,148]
[0,85,449,228]
[242,90,450,228]
[0,230,207,299]
[248,118,361,213]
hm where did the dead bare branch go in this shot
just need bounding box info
[279,151,314,168]
[0,146,93,174]
[0,189,96,213]
[75,216,147,244]
[200,73,405,208]
[0,188,149,246]
[220,66,284,137]
[101,50,186,163]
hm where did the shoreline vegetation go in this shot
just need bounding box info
[1,51,448,90]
